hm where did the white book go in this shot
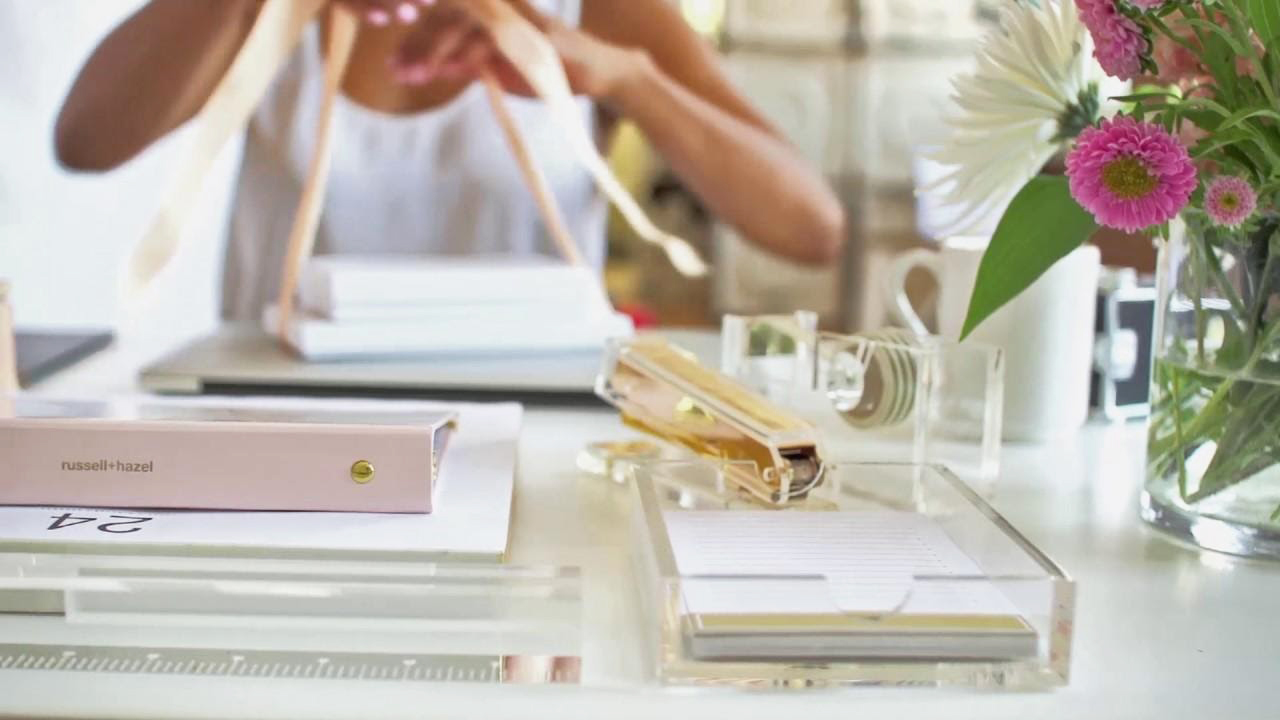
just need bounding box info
[0,399,521,564]
[266,306,635,361]
[300,255,602,318]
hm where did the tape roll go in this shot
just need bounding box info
[829,329,919,429]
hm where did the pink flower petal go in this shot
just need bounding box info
[1075,0,1147,80]
[1066,116,1197,232]
[1204,176,1257,228]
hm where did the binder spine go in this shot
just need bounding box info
[0,420,439,513]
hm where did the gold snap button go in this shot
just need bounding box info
[350,460,375,484]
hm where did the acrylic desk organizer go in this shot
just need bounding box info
[630,459,1075,689]
[721,312,1005,495]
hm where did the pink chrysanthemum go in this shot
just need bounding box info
[1066,116,1198,233]
[1204,176,1257,228]
[1075,0,1147,80]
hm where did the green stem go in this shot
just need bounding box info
[1148,322,1280,462]
[1244,232,1278,347]
[1171,369,1190,499]
[1149,375,1232,459]
[1184,391,1280,502]
[1192,241,1208,365]
[1200,239,1249,320]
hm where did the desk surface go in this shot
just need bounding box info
[2,334,1278,720]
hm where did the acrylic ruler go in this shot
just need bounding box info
[0,643,580,685]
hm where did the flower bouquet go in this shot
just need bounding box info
[931,0,1280,556]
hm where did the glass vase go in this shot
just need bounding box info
[1141,214,1280,558]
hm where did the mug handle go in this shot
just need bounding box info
[882,248,942,336]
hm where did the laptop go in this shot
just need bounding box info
[16,330,114,387]
[139,325,608,405]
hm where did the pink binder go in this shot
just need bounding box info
[0,397,455,513]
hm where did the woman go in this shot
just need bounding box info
[56,0,845,320]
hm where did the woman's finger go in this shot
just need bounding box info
[445,38,493,78]
[395,29,487,85]
[442,0,549,33]
[399,11,474,75]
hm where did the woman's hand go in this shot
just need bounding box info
[338,0,649,103]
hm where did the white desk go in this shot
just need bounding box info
[2,335,1278,719]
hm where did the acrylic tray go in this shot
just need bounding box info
[630,459,1074,689]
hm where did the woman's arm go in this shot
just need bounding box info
[55,0,263,172]
[582,0,846,265]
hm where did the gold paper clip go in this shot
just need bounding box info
[596,337,824,506]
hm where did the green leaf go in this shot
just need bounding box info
[1218,107,1280,132]
[1108,91,1183,104]
[1246,0,1280,44]
[1190,21,1242,106]
[959,176,1099,340]
[1180,17,1253,58]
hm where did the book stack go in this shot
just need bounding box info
[267,255,634,360]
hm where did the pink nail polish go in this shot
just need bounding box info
[395,65,432,85]
[396,2,420,23]
[366,8,391,26]
[416,0,437,6]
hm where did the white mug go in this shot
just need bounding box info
[883,237,1102,441]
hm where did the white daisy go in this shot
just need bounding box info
[924,0,1117,236]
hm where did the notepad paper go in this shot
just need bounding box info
[667,510,1019,615]
[664,510,1037,660]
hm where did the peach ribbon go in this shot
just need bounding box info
[462,0,708,278]
[126,0,327,300]
[274,3,361,341]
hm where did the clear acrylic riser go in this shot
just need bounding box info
[630,460,1074,689]
[0,554,583,684]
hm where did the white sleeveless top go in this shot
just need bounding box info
[220,0,607,320]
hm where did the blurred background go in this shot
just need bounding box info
[0,0,1010,346]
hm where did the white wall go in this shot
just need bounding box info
[0,0,239,349]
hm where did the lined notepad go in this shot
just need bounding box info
[664,511,1037,660]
